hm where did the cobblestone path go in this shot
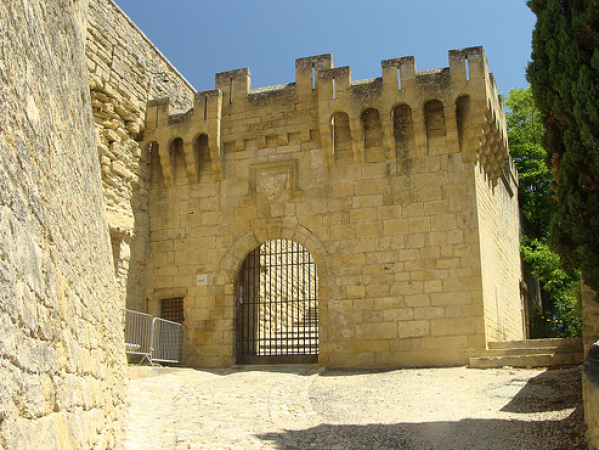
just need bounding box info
[121,366,584,450]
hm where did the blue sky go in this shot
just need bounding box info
[114,0,536,97]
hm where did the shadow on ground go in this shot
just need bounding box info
[499,366,582,413]
[257,411,585,450]
[257,367,586,450]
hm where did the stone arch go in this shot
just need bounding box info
[361,107,384,162]
[392,103,415,165]
[193,133,213,181]
[218,221,331,364]
[424,99,447,149]
[331,111,353,166]
[219,222,330,287]
[168,137,188,185]
[148,141,165,188]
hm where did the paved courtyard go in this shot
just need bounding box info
[121,365,585,450]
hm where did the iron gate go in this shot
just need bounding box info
[236,239,318,364]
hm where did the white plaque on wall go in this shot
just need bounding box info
[196,274,208,286]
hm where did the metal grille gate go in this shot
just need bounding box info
[236,239,318,364]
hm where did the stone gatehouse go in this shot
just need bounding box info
[138,47,522,368]
[1,0,531,446]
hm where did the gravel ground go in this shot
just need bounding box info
[308,366,586,450]
[122,365,586,449]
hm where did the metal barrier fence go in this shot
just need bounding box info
[122,309,187,366]
[122,309,153,365]
[151,317,188,365]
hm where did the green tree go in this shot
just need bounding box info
[506,87,552,237]
[520,237,582,337]
[506,87,582,337]
[527,0,599,297]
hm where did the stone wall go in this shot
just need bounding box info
[583,282,599,449]
[143,47,523,368]
[583,283,599,355]
[476,156,523,342]
[0,0,124,448]
[585,341,599,450]
[86,0,195,311]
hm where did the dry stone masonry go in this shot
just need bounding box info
[85,0,195,311]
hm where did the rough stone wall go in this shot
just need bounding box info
[585,339,599,450]
[0,0,124,448]
[583,283,599,354]
[143,47,521,368]
[475,156,524,342]
[583,283,599,449]
[86,0,195,310]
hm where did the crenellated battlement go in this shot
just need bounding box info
[144,46,508,187]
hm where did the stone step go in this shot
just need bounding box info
[292,319,317,326]
[258,310,319,354]
[487,337,582,351]
[276,328,317,336]
[483,347,572,357]
[259,334,318,347]
[269,335,318,343]
[259,338,318,347]
[260,336,317,342]
[469,338,584,368]
[259,341,319,351]
[469,352,583,369]
[257,348,318,356]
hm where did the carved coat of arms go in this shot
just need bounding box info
[258,172,289,200]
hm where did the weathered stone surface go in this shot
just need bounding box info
[583,283,599,450]
[86,0,195,311]
[0,0,124,448]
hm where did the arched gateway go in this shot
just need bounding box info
[236,239,318,364]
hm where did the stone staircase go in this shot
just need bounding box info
[469,337,584,368]
[258,307,318,355]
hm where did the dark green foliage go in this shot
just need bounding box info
[530,308,582,338]
[520,237,582,337]
[506,87,552,237]
[506,87,582,337]
[527,0,599,297]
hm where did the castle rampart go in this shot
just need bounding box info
[145,47,508,189]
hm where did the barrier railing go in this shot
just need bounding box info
[122,309,153,365]
[151,317,188,365]
[122,309,187,366]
